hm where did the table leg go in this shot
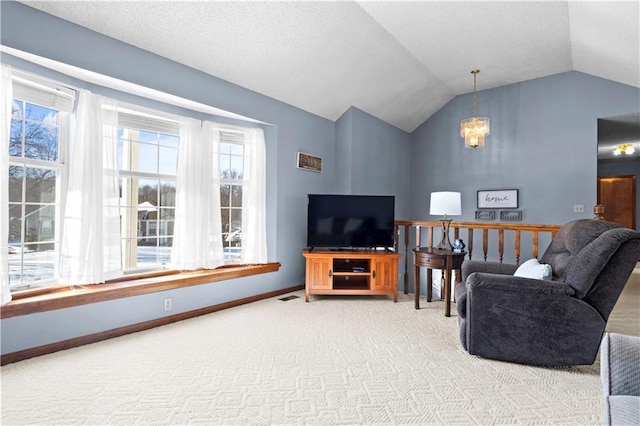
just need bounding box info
[444,259,452,317]
[426,268,433,302]
[414,265,420,309]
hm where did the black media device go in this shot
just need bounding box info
[306,194,395,250]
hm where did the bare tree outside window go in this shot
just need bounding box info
[8,100,62,290]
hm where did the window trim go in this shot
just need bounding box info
[117,121,179,272]
[1,263,281,319]
[9,91,71,291]
[12,69,76,112]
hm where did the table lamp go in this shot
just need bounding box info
[430,191,462,251]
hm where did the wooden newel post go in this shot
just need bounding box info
[593,204,605,220]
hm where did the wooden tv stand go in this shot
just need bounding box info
[303,249,401,302]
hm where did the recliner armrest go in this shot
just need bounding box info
[455,272,575,318]
[461,260,518,283]
[467,272,575,297]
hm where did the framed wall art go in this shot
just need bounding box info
[475,210,495,221]
[477,189,518,209]
[296,152,322,172]
[500,210,523,221]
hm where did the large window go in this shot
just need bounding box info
[7,75,73,291]
[4,69,265,294]
[219,131,244,260]
[116,112,179,271]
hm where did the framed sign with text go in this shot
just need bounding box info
[477,189,519,209]
[500,210,523,221]
[475,210,496,220]
[296,152,322,172]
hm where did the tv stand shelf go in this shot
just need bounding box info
[303,250,401,302]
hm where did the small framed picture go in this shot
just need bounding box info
[500,210,523,221]
[475,210,496,221]
[477,189,518,209]
[296,152,322,172]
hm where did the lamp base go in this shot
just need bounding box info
[435,218,453,251]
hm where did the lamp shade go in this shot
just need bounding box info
[430,192,461,216]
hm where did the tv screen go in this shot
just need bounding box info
[306,194,395,249]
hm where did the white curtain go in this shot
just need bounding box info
[0,65,12,304]
[171,119,224,270]
[101,98,121,279]
[59,90,121,285]
[241,128,267,263]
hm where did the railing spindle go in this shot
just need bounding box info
[482,229,489,261]
[403,225,409,294]
[498,229,505,264]
[514,230,521,265]
[467,229,474,260]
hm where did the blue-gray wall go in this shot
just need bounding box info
[411,72,640,225]
[408,72,639,288]
[2,1,639,355]
[336,107,411,219]
[408,72,639,296]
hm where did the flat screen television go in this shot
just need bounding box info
[306,194,395,250]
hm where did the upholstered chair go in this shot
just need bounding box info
[455,219,640,366]
[600,332,640,426]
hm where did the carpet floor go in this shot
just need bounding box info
[2,269,638,425]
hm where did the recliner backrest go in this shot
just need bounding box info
[540,219,628,298]
[566,228,638,294]
[582,237,640,319]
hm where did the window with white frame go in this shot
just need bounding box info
[218,130,245,260]
[5,67,266,293]
[114,109,179,272]
[7,74,74,290]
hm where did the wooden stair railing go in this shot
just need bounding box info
[394,220,561,295]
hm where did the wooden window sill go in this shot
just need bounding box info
[0,263,280,319]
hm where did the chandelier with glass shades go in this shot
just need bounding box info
[460,69,490,148]
[613,143,635,156]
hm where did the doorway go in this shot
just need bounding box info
[597,175,637,229]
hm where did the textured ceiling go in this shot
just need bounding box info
[17,1,640,133]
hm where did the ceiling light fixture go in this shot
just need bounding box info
[460,69,490,149]
[613,143,635,156]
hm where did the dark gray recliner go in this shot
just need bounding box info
[455,219,640,366]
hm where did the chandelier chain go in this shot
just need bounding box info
[471,69,479,117]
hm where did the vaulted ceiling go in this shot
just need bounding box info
[17,1,640,133]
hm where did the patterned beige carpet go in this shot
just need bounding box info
[2,269,639,425]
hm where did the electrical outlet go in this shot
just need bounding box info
[573,204,584,213]
[163,298,172,311]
